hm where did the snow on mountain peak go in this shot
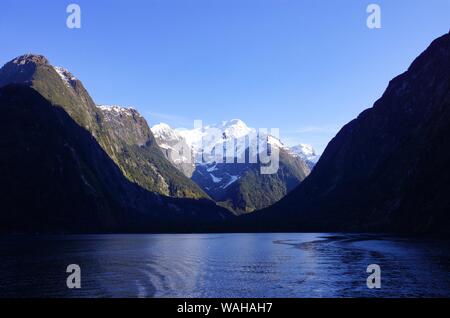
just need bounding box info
[267,135,286,149]
[97,105,139,120]
[221,119,247,129]
[290,144,316,157]
[151,123,183,141]
[288,144,319,168]
[153,119,319,169]
[150,123,196,177]
[152,122,172,131]
[53,66,77,88]
[177,119,255,153]
[220,119,253,140]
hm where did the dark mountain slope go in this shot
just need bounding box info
[0,54,207,199]
[243,32,450,234]
[0,85,231,233]
[0,85,122,232]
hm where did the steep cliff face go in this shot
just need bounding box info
[0,85,231,233]
[0,84,127,233]
[0,54,232,233]
[248,32,450,234]
[0,54,207,200]
[97,105,207,198]
[98,105,153,146]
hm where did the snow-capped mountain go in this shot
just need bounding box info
[287,144,320,169]
[260,134,319,169]
[97,104,137,117]
[176,119,318,163]
[53,66,77,88]
[151,123,195,177]
[152,119,314,214]
[177,119,254,161]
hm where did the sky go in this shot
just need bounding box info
[1,0,449,153]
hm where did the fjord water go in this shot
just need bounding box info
[0,233,449,298]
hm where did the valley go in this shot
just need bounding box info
[0,31,449,234]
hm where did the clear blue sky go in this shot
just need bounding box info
[1,0,449,153]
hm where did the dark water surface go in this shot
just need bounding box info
[0,233,449,298]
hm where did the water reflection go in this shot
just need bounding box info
[0,233,449,298]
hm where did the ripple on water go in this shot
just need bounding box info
[0,233,449,297]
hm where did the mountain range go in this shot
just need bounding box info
[0,31,449,234]
[152,120,315,214]
[0,54,231,233]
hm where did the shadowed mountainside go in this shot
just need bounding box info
[0,87,231,233]
[238,31,450,234]
[0,54,207,199]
